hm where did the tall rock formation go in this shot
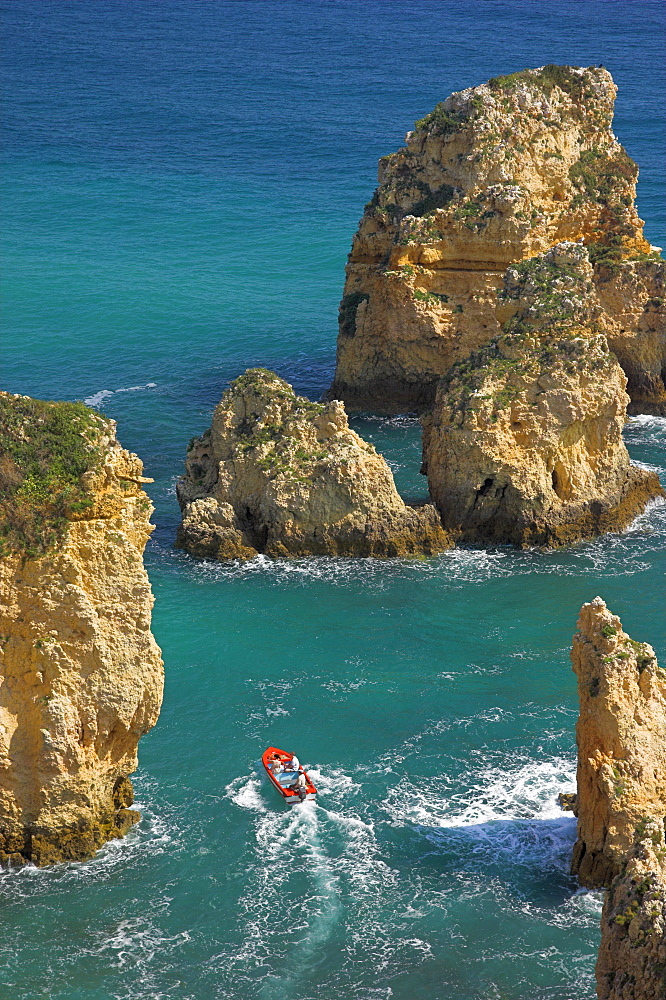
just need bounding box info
[570,598,666,890]
[421,243,663,547]
[0,393,163,866]
[569,599,666,999]
[328,64,662,414]
[176,369,451,560]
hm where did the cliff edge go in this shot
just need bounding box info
[176,369,451,560]
[0,393,164,866]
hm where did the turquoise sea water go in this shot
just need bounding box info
[1,3,665,998]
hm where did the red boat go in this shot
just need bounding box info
[262,746,317,805]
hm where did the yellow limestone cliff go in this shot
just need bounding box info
[594,260,666,416]
[0,394,163,866]
[421,243,663,547]
[328,64,662,414]
[569,599,666,1000]
[176,369,451,559]
[570,598,666,890]
[596,819,666,1000]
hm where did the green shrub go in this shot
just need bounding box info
[569,146,636,207]
[339,292,370,338]
[0,396,107,557]
[414,104,467,135]
[411,184,456,216]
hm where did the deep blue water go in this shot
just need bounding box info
[1,3,665,998]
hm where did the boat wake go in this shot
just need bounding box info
[222,767,433,997]
[84,382,158,408]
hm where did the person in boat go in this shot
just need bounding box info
[289,754,300,772]
[270,753,283,774]
[292,770,308,800]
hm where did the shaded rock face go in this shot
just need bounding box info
[176,370,452,560]
[421,244,663,548]
[570,598,666,891]
[595,260,666,416]
[0,396,163,866]
[328,64,657,414]
[596,821,666,1000]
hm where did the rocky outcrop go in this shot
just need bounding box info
[570,598,666,890]
[0,393,163,866]
[176,369,451,559]
[594,260,666,416]
[328,64,660,414]
[596,819,666,1000]
[421,243,663,547]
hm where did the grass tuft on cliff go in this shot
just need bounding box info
[0,395,107,557]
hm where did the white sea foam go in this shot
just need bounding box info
[96,913,190,968]
[626,413,666,435]
[84,389,115,406]
[84,382,157,407]
[384,756,578,876]
[385,756,575,829]
[225,773,267,812]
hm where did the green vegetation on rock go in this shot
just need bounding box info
[414,103,467,135]
[0,395,107,557]
[568,145,636,208]
[487,64,596,102]
[411,183,456,216]
[339,292,370,338]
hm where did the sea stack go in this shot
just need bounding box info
[569,598,666,999]
[0,393,164,866]
[570,598,666,889]
[328,64,663,415]
[421,243,663,547]
[176,368,451,560]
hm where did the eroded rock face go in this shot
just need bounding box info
[0,395,164,866]
[596,820,666,1000]
[421,243,663,547]
[328,64,657,414]
[570,598,666,890]
[595,260,666,416]
[176,369,451,559]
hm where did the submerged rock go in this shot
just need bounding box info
[328,64,661,414]
[421,243,663,548]
[570,598,666,890]
[176,369,451,560]
[0,393,163,866]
